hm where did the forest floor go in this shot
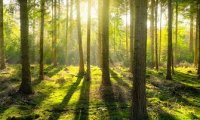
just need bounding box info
[0,65,200,120]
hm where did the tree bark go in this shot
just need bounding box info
[102,0,110,85]
[18,0,33,94]
[166,0,172,80]
[65,0,69,65]
[129,0,135,73]
[53,0,57,66]
[76,0,84,75]
[131,0,148,119]
[150,0,155,68]
[159,3,162,65]
[86,0,91,81]
[190,10,194,52]
[155,0,158,70]
[0,0,5,69]
[39,0,45,80]
[97,0,102,68]
[197,1,200,77]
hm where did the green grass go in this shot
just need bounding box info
[0,65,199,120]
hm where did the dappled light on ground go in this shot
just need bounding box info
[0,65,199,120]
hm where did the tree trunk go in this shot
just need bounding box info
[53,0,57,66]
[155,0,158,70]
[65,0,69,65]
[97,0,102,68]
[18,0,33,94]
[86,0,91,81]
[0,0,5,69]
[195,3,199,67]
[174,1,178,66]
[150,0,155,68]
[190,11,194,52]
[166,0,172,80]
[197,2,200,77]
[131,0,148,119]
[126,0,129,58]
[102,0,110,85]
[129,0,135,73]
[76,0,84,75]
[39,0,45,80]
[159,3,162,65]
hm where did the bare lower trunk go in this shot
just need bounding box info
[0,0,5,69]
[18,0,32,94]
[102,0,110,85]
[76,0,84,75]
[166,0,172,80]
[86,0,91,81]
[39,0,45,80]
[131,0,148,119]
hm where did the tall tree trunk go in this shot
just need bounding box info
[65,0,69,65]
[197,1,200,77]
[174,1,178,66]
[86,0,91,81]
[166,0,172,80]
[53,0,57,66]
[195,4,199,67]
[39,0,45,80]
[97,0,102,68]
[31,0,36,64]
[76,0,84,75]
[102,0,110,85]
[126,0,128,56]
[18,0,33,94]
[131,0,148,119]
[159,3,162,65]
[0,0,5,69]
[150,0,155,68]
[129,0,135,73]
[190,11,194,52]
[155,0,158,70]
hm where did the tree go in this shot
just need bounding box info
[86,0,91,81]
[150,0,155,68]
[197,1,200,77]
[129,0,135,73]
[97,0,102,68]
[65,0,69,65]
[131,0,148,119]
[190,5,194,52]
[0,0,5,70]
[53,0,57,66]
[155,0,158,70]
[166,0,173,80]
[102,0,110,85]
[76,0,84,75]
[39,0,45,80]
[174,0,178,66]
[18,0,33,94]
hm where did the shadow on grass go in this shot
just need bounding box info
[100,83,123,119]
[173,71,199,85]
[44,65,64,77]
[110,69,131,90]
[74,79,91,120]
[158,108,177,120]
[48,77,83,120]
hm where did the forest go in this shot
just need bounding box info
[0,0,200,119]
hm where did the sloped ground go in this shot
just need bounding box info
[0,65,199,120]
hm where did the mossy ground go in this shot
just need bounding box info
[0,65,199,120]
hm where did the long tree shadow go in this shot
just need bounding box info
[74,79,91,120]
[48,77,83,120]
[158,107,177,120]
[173,71,199,85]
[44,65,64,77]
[110,69,131,90]
[100,82,122,119]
